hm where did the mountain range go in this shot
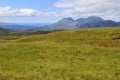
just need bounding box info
[0,16,120,31]
[0,22,45,31]
[40,16,120,30]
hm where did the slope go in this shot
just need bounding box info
[0,27,120,80]
[0,27,13,34]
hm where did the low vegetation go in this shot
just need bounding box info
[0,27,120,80]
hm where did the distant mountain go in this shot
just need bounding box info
[50,17,76,30]
[0,16,120,31]
[0,23,25,31]
[41,16,120,30]
[118,22,120,25]
[76,16,120,28]
[39,17,77,30]
[0,23,44,31]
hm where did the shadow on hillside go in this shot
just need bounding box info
[112,37,120,40]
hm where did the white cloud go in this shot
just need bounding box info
[54,0,120,21]
[0,6,51,17]
[0,6,62,22]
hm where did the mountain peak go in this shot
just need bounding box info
[62,17,74,21]
[87,16,104,22]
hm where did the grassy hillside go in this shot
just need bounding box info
[0,28,13,34]
[0,27,120,80]
[0,29,65,39]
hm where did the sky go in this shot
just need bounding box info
[0,0,120,23]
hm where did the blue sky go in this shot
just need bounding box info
[0,0,57,11]
[0,0,119,23]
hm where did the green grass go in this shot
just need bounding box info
[0,27,120,80]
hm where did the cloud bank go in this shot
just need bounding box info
[54,0,120,21]
[0,6,51,17]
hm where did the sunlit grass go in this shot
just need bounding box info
[0,27,120,80]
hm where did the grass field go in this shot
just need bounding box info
[0,27,120,80]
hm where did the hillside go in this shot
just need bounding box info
[0,27,120,80]
[0,27,13,34]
